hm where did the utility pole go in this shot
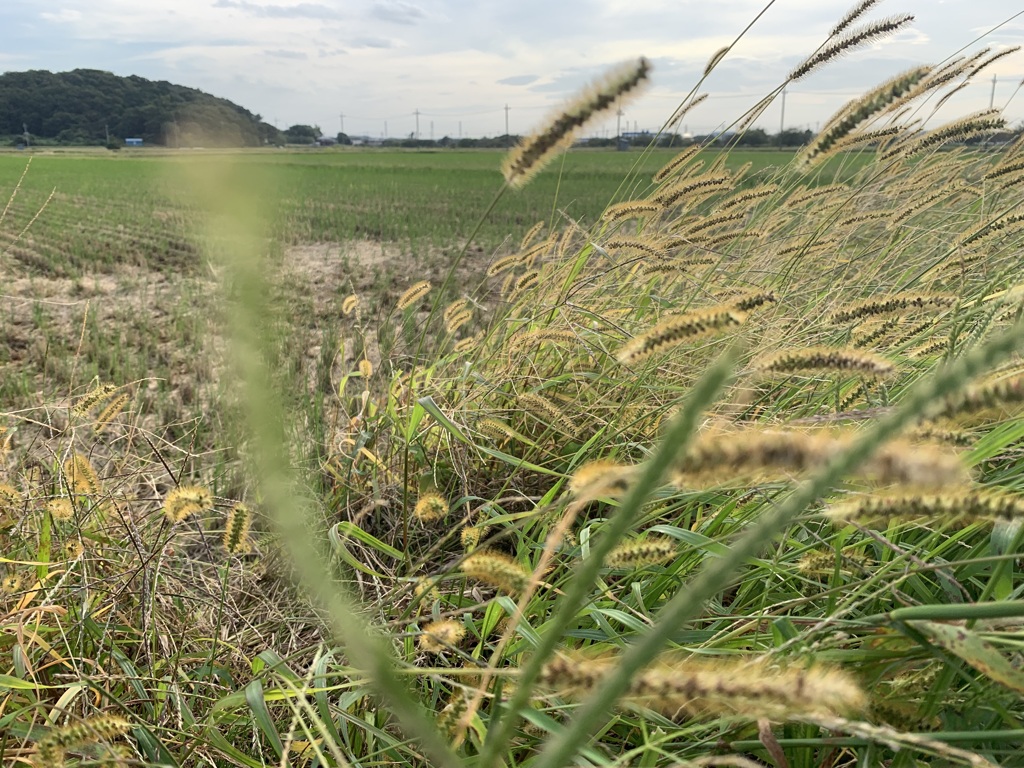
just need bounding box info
[339,113,345,135]
[384,120,388,139]
[414,109,420,140]
[990,74,997,109]
[504,104,510,146]
[430,121,433,141]
[458,121,462,139]
[778,87,787,148]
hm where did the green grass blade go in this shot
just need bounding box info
[909,620,1024,693]
[244,679,284,759]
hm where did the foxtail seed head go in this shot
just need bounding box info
[460,524,490,551]
[36,714,132,766]
[569,459,637,501]
[507,328,578,353]
[397,280,432,311]
[666,93,708,130]
[503,58,651,188]
[831,0,881,37]
[445,308,473,334]
[934,373,1024,418]
[725,290,776,313]
[604,236,670,259]
[602,200,661,222]
[453,333,483,355]
[414,492,449,523]
[64,452,101,497]
[617,307,746,365]
[510,270,541,300]
[884,109,1006,160]
[94,392,130,431]
[62,539,85,560]
[605,536,677,568]
[418,619,467,653]
[539,651,865,720]
[969,46,1021,78]
[443,298,471,324]
[519,220,546,250]
[461,551,531,595]
[752,347,896,378]
[47,497,75,522]
[477,418,519,443]
[487,252,525,277]
[1,573,23,594]
[674,430,968,489]
[163,485,214,523]
[798,66,928,168]
[797,548,873,577]
[72,383,117,416]
[652,145,701,184]
[224,502,252,554]
[704,46,730,76]
[825,488,1024,526]
[830,293,956,324]
[341,294,360,315]
[413,577,442,605]
[789,15,915,82]
[518,392,578,438]
[653,173,732,209]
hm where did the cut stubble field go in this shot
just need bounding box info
[0,147,814,441]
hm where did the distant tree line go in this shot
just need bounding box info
[5,70,1019,151]
[0,69,283,147]
[330,124,1022,150]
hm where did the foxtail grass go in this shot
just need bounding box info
[789,15,914,82]
[503,57,651,188]
[751,347,896,378]
[825,488,1024,526]
[163,485,214,523]
[617,307,746,365]
[35,715,132,767]
[538,652,865,720]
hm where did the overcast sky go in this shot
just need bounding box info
[2,1,1023,139]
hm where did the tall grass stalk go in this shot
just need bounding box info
[184,161,461,768]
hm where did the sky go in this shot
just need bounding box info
[2,1,1023,140]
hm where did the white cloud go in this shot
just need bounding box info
[39,9,82,22]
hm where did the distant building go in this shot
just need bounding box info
[125,138,143,146]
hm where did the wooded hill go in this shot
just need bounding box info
[0,69,283,147]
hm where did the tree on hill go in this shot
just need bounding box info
[0,69,282,147]
[284,124,320,144]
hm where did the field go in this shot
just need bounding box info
[0,148,818,446]
[0,147,842,268]
[3,87,1024,768]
